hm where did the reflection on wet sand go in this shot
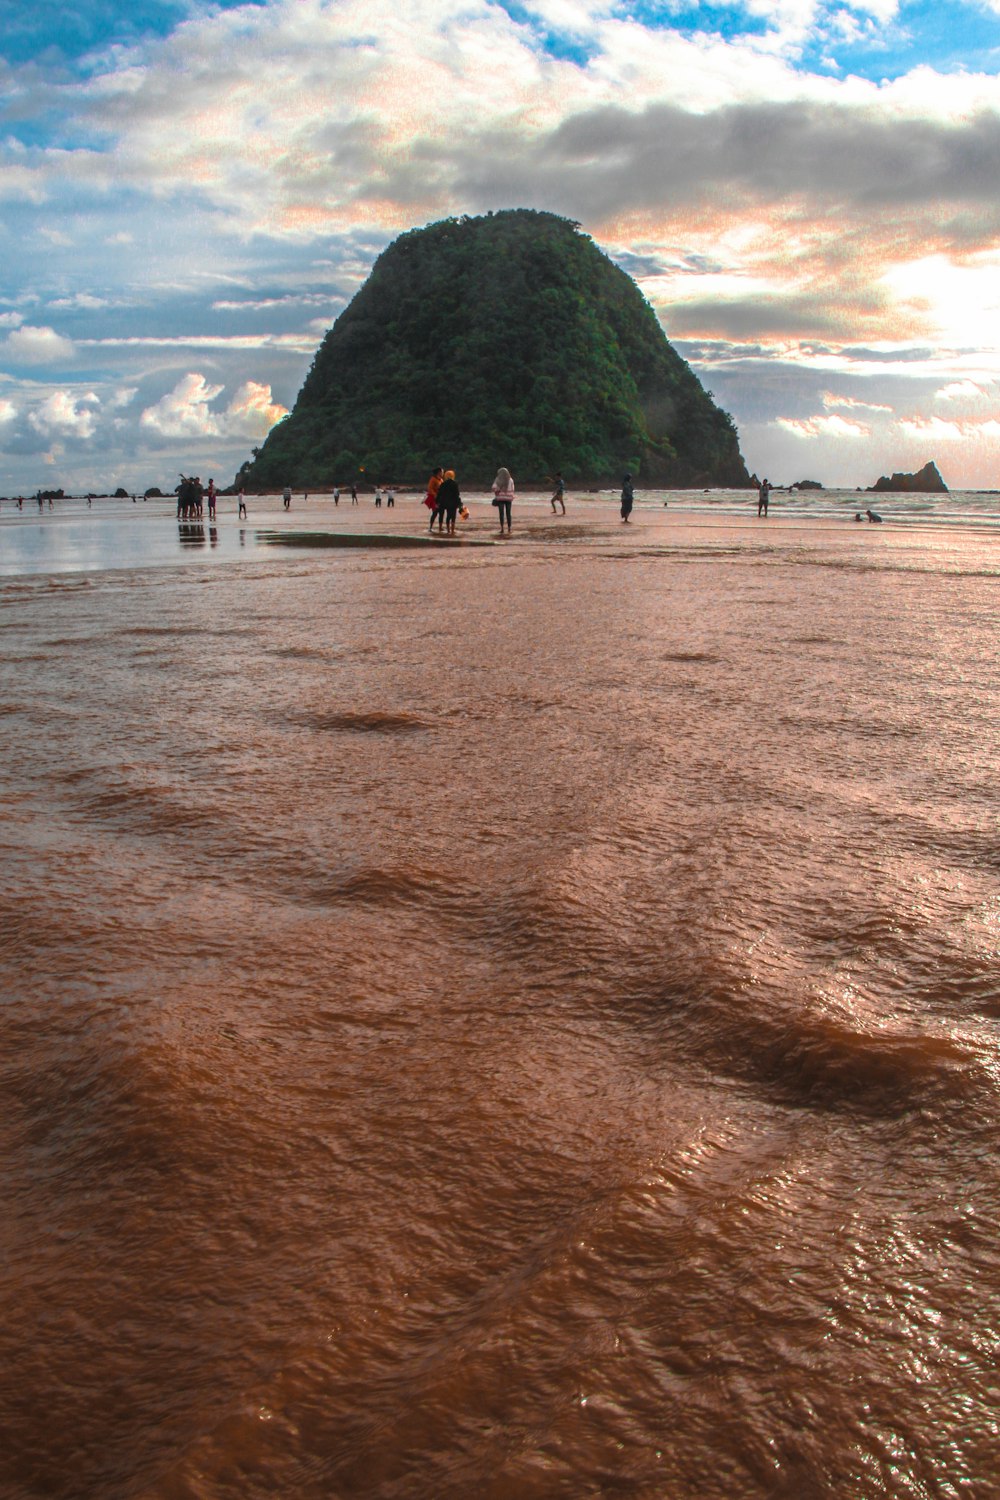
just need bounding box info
[0,510,997,1497]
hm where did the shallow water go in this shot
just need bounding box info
[1,505,998,1498]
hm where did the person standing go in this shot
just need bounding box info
[283,485,292,510]
[351,485,358,505]
[238,487,247,519]
[620,473,634,523]
[426,466,444,533]
[386,487,395,508]
[333,486,340,506]
[206,478,217,519]
[374,487,382,507]
[436,469,461,536]
[551,473,567,514]
[492,466,515,535]
[757,478,771,516]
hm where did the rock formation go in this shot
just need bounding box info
[868,461,948,493]
[238,210,751,489]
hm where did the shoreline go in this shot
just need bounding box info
[1,495,997,582]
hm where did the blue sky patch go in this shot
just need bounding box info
[0,0,262,65]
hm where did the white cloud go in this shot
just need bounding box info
[898,414,1000,441]
[211,295,333,312]
[222,381,289,438]
[138,372,288,441]
[139,373,224,438]
[776,413,870,437]
[0,163,45,204]
[5,325,75,364]
[80,334,315,351]
[0,397,16,424]
[110,386,138,409]
[934,380,988,402]
[821,390,893,413]
[0,312,24,328]
[29,390,100,439]
[49,293,113,310]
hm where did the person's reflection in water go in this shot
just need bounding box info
[239,529,246,547]
[178,521,207,548]
[209,526,218,548]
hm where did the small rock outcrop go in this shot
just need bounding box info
[868,461,947,493]
[791,479,823,490]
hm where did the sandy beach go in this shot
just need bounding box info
[1,493,998,1497]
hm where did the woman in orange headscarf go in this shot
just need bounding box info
[425,466,444,533]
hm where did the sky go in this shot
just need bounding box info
[2,0,1000,494]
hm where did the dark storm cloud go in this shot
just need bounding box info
[663,294,850,339]
[444,99,1000,235]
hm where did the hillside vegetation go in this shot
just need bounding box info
[240,210,751,489]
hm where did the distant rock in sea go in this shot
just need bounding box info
[238,209,752,490]
[867,461,947,494]
[791,479,823,490]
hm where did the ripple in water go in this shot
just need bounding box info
[0,521,998,1498]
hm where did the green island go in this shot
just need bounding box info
[238,210,751,490]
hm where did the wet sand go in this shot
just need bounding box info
[0,497,998,1497]
[2,488,989,578]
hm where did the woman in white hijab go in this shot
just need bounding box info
[492,466,515,536]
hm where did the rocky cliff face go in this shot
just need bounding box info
[238,210,751,489]
[868,461,948,493]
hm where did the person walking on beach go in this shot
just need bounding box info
[620,473,634,523]
[333,486,340,506]
[437,469,461,536]
[757,477,771,516]
[351,485,358,505]
[551,473,567,514]
[206,478,217,520]
[374,487,382,508]
[492,466,515,535]
[283,485,292,510]
[386,487,395,508]
[238,488,247,519]
[426,466,444,533]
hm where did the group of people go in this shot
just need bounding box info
[423,466,519,535]
[421,467,638,533]
[424,467,468,535]
[176,476,218,520]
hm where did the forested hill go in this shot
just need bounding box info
[239,210,751,489]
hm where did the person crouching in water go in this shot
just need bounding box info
[492,466,515,535]
[437,469,461,536]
